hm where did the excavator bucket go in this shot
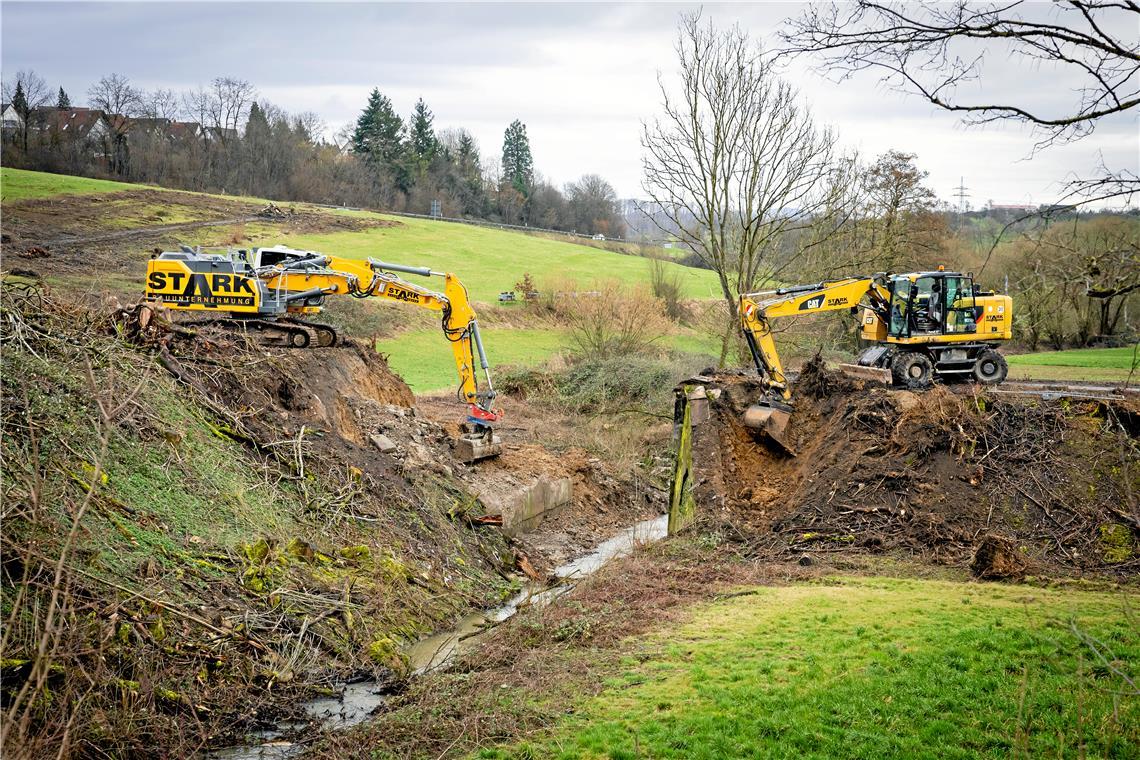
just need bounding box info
[455,424,502,463]
[742,402,795,455]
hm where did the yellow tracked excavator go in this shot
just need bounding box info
[144,245,501,462]
[740,268,1013,451]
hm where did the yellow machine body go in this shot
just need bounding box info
[738,269,1013,451]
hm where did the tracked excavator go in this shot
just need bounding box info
[144,245,501,462]
[740,268,1013,451]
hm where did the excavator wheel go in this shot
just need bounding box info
[890,351,934,390]
[973,349,1008,384]
[286,327,311,348]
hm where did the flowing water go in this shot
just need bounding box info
[209,513,668,759]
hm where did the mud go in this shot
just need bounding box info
[415,392,669,570]
[689,358,1139,577]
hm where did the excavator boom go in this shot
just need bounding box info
[739,276,890,452]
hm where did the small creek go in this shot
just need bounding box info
[208,514,669,759]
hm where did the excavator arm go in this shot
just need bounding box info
[257,254,498,423]
[738,275,890,450]
[740,276,890,400]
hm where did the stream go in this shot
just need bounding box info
[208,514,669,759]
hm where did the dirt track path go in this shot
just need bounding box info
[29,215,263,248]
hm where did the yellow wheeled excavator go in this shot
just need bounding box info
[144,245,501,462]
[740,268,1012,450]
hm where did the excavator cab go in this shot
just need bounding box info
[886,273,978,339]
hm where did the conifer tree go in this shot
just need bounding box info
[11,81,28,118]
[56,86,70,110]
[500,119,533,198]
[351,88,409,190]
[408,98,439,165]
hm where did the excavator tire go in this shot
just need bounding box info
[973,349,1008,384]
[891,351,934,390]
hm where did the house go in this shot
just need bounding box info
[1,102,23,135]
[167,121,203,142]
[203,126,239,144]
[30,107,111,143]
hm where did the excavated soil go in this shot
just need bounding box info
[414,393,668,570]
[694,358,1139,578]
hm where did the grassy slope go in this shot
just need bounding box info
[0,167,158,201]
[284,215,722,304]
[1007,347,1137,384]
[2,169,722,389]
[488,577,1136,760]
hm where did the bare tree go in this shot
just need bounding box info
[141,88,180,121]
[3,69,50,151]
[780,1,1140,201]
[206,76,256,143]
[862,150,943,268]
[87,73,142,174]
[642,12,842,362]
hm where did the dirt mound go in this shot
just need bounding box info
[694,367,1138,577]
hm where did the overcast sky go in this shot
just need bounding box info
[2,1,1137,207]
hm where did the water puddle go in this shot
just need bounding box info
[208,513,668,758]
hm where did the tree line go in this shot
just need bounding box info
[641,9,1137,361]
[1,71,626,237]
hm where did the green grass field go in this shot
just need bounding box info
[1008,347,1137,368]
[486,577,1136,760]
[1007,347,1137,384]
[378,327,719,392]
[0,167,158,202]
[285,216,722,304]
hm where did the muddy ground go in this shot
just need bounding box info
[686,358,1139,578]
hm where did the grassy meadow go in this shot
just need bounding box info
[1007,347,1137,384]
[484,577,1137,760]
[0,167,157,201]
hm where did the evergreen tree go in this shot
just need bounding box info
[351,88,409,191]
[408,98,439,165]
[242,102,272,193]
[245,101,270,140]
[56,87,70,110]
[456,130,480,176]
[11,81,28,118]
[500,119,533,198]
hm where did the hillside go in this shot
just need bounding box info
[0,168,720,390]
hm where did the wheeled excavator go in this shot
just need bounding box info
[740,268,1013,450]
[144,245,501,462]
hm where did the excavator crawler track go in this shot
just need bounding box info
[180,318,337,349]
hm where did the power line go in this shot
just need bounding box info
[954,177,970,212]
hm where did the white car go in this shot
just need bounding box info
[591,233,605,241]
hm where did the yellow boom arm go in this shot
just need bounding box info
[261,253,497,419]
[740,277,890,400]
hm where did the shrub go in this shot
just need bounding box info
[649,257,687,322]
[555,281,671,358]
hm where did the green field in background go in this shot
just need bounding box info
[0,167,156,202]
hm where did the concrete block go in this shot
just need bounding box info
[370,433,398,453]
